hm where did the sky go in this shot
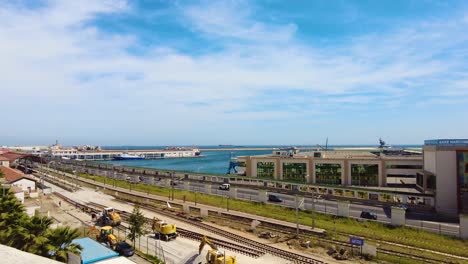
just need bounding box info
[1,0,467,146]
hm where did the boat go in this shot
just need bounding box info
[113,152,145,160]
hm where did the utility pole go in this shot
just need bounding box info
[171,172,174,201]
[295,194,299,238]
[227,195,230,211]
[312,190,316,230]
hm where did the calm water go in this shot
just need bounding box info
[98,144,421,175]
[99,150,273,175]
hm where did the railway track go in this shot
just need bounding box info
[59,194,325,263]
[113,198,325,264]
[50,170,463,264]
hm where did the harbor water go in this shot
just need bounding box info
[99,145,421,175]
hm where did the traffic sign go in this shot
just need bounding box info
[350,237,364,246]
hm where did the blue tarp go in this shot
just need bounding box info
[73,237,119,264]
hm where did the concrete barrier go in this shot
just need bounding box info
[229,187,237,199]
[183,204,190,214]
[391,206,406,226]
[258,191,268,203]
[200,208,208,217]
[460,214,468,239]
[205,184,212,195]
[337,200,350,217]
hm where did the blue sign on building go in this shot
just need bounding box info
[350,237,364,246]
[424,139,468,146]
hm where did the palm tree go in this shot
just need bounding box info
[46,226,82,262]
[21,215,54,254]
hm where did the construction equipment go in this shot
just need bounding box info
[152,217,177,241]
[88,226,118,248]
[97,207,121,226]
[199,235,237,264]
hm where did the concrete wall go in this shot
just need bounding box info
[0,161,9,166]
[14,191,24,204]
[435,150,458,215]
[424,150,437,174]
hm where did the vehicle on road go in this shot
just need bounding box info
[360,211,377,220]
[268,194,283,203]
[114,241,134,257]
[219,183,230,190]
[396,204,409,211]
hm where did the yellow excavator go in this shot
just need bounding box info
[152,217,177,241]
[88,225,118,248]
[97,207,121,226]
[199,235,236,264]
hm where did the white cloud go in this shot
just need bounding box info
[0,0,467,144]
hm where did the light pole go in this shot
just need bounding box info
[312,189,316,230]
[295,194,299,238]
[171,172,174,201]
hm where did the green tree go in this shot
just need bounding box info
[128,206,146,247]
[46,226,83,262]
[0,189,28,247]
[0,170,4,178]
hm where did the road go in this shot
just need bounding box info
[171,181,460,236]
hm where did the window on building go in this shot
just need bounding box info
[282,163,307,182]
[256,162,275,178]
[237,161,246,167]
[416,173,424,187]
[351,164,379,186]
[386,164,423,169]
[315,163,341,185]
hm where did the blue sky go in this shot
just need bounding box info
[1,0,467,146]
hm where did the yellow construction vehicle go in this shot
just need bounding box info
[97,207,121,226]
[199,235,236,264]
[152,217,177,241]
[88,225,119,248]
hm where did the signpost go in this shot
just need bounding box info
[350,237,364,255]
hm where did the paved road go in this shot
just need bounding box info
[168,181,460,236]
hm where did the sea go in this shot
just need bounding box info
[98,145,421,175]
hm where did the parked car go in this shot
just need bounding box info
[219,183,230,190]
[360,211,377,220]
[268,194,283,203]
[114,241,134,257]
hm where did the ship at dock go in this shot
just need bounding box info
[113,152,145,160]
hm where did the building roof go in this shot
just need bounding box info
[1,244,62,264]
[0,153,26,162]
[0,156,9,161]
[0,166,35,184]
[72,237,119,264]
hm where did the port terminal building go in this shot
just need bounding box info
[238,139,468,215]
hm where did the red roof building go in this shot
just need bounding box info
[0,166,36,191]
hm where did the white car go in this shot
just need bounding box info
[219,183,230,190]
